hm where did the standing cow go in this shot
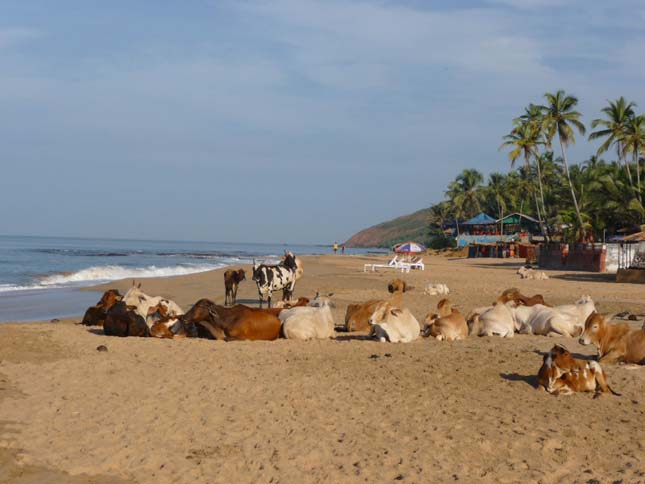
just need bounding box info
[252,252,299,308]
[224,268,246,306]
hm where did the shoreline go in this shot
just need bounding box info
[3,252,645,324]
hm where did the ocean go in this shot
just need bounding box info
[0,235,383,322]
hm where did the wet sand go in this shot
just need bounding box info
[0,254,644,483]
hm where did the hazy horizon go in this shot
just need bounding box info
[2,1,644,243]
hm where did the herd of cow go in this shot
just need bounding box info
[79,252,645,398]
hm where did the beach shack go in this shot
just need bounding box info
[457,213,507,247]
[496,213,542,241]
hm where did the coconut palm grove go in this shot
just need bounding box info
[428,90,645,245]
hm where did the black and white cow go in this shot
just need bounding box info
[252,252,299,308]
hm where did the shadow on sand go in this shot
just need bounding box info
[469,261,526,269]
[334,334,373,342]
[549,273,616,284]
[500,373,539,388]
[532,348,595,361]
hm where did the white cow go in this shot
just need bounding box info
[517,266,549,280]
[423,283,450,296]
[515,295,595,337]
[474,301,518,338]
[368,301,420,343]
[280,294,335,340]
[122,283,183,325]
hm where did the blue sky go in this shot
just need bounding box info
[1,0,644,243]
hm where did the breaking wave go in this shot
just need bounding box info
[0,263,223,293]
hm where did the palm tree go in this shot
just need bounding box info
[486,172,507,234]
[499,120,544,230]
[446,169,484,235]
[539,90,586,233]
[588,97,636,188]
[622,114,645,206]
[517,104,549,224]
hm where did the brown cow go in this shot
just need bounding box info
[224,269,246,306]
[146,302,183,339]
[497,288,548,307]
[180,299,281,341]
[81,289,123,326]
[388,279,412,294]
[344,288,405,332]
[579,312,645,364]
[538,344,619,396]
[422,299,468,341]
[103,302,150,337]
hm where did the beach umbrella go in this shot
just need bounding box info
[393,241,426,254]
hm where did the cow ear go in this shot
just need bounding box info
[327,292,334,297]
[138,283,142,289]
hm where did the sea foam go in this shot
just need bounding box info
[0,264,222,293]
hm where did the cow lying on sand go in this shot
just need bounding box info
[344,282,406,332]
[423,299,468,341]
[579,312,645,364]
[180,299,282,341]
[471,293,594,338]
[517,266,549,280]
[123,282,183,321]
[423,283,450,296]
[516,295,595,337]
[147,302,183,339]
[538,344,619,396]
[497,288,548,307]
[280,293,335,340]
[368,300,420,343]
[103,301,150,337]
[81,289,122,326]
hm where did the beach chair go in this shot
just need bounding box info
[403,256,425,271]
[363,255,410,273]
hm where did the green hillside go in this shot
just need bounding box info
[344,208,431,248]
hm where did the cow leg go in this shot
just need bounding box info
[232,285,238,305]
[225,290,229,306]
[268,294,272,308]
[599,350,623,365]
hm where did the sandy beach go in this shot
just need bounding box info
[1,254,644,483]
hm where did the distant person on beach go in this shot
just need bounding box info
[341,245,345,255]
[333,242,338,254]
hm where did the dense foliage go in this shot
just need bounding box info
[429,91,645,242]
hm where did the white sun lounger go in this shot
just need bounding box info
[403,257,425,271]
[363,256,411,273]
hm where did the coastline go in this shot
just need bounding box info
[0,235,387,322]
[1,255,644,483]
